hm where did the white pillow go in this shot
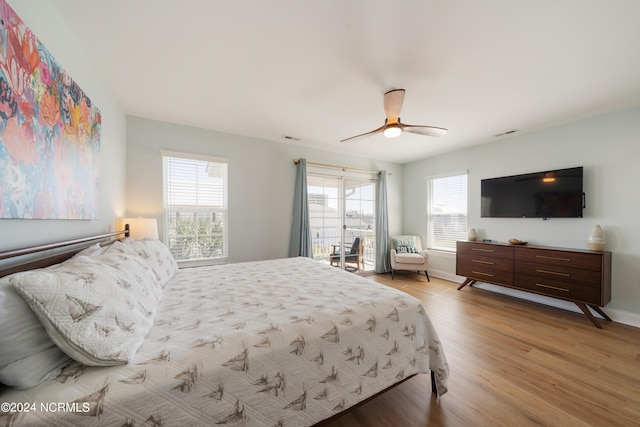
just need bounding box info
[121,238,178,287]
[11,243,161,366]
[71,242,106,259]
[0,346,72,389]
[0,276,71,387]
[98,241,164,303]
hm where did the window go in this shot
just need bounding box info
[427,172,468,251]
[162,151,228,264]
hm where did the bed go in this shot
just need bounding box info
[0,231,449,427]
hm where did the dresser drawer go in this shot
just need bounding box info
[514,274,602,305]
[457,262,514,285]
[459,253,513,272]
[515,261,601,287]
[457,242,514,260]
[515,247,602,271]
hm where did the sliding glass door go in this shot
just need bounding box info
[307,173,376,273]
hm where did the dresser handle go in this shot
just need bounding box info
[472,248,494,253]
[472,271,494,277]
[536,255,570,262]
[472,260,494,265]
[536,269,570,277]
[536,283,570,292]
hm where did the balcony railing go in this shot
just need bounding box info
[311,228,375,272]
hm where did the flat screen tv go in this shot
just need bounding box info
[481,167,584,218]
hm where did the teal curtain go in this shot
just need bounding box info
[375,171,391,273]
[289,159,313,258]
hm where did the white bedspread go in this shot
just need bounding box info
[0,257,448,426]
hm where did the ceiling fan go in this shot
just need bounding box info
[340,89,447,142]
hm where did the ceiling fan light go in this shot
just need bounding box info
[383,125,402,138]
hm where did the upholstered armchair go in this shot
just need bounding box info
[389,235,430,281]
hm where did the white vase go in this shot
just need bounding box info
[467,228,477,241]
[588,225,606,251]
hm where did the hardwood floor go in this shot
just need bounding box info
[324,272,640,427]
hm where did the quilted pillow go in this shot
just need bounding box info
[0,275,72,388]
[121,238,178,287]
[71,242,106,259]
[11,243,161,366]
[393,237,418,254]
[98,241,164,303]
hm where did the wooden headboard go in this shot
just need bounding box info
[0,226,130,278]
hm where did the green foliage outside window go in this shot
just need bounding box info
[167,213,224,261]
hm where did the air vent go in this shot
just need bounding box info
[494,129,519,137]
[282,135,301,141]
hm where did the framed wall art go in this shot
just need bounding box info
[0,0,101,219]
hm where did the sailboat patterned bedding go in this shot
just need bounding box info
[0,240,448,427]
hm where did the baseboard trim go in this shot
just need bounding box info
[605,307,640,328]
[428,269,461,283]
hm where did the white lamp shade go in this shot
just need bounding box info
[120,217,159,240]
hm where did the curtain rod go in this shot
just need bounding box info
[293,159,391,176]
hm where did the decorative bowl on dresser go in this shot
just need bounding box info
[456,240,612,328]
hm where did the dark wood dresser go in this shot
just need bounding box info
[456,240,612,328]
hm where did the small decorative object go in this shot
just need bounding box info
[508,238,527,245]
[588,225,606,251]
[467,228,477,241]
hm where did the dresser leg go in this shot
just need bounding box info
[457,278,477,290]
[575,302,604,328]
[588,304,612,322]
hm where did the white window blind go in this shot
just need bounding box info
[162,152,228,262]
[427,172,468,251]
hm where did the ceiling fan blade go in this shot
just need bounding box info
[383,89,405,123]
[400,123,448,137]
[340,124,386,142]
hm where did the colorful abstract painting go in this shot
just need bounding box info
[0,0,101,219]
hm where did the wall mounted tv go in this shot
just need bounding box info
[481,167,584,219]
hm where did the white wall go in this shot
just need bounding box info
[8,0,636,325]
[126,116,403,263]
[0,1,127,252]
[403,106,640,326]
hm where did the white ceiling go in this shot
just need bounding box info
[51,0,640,164]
